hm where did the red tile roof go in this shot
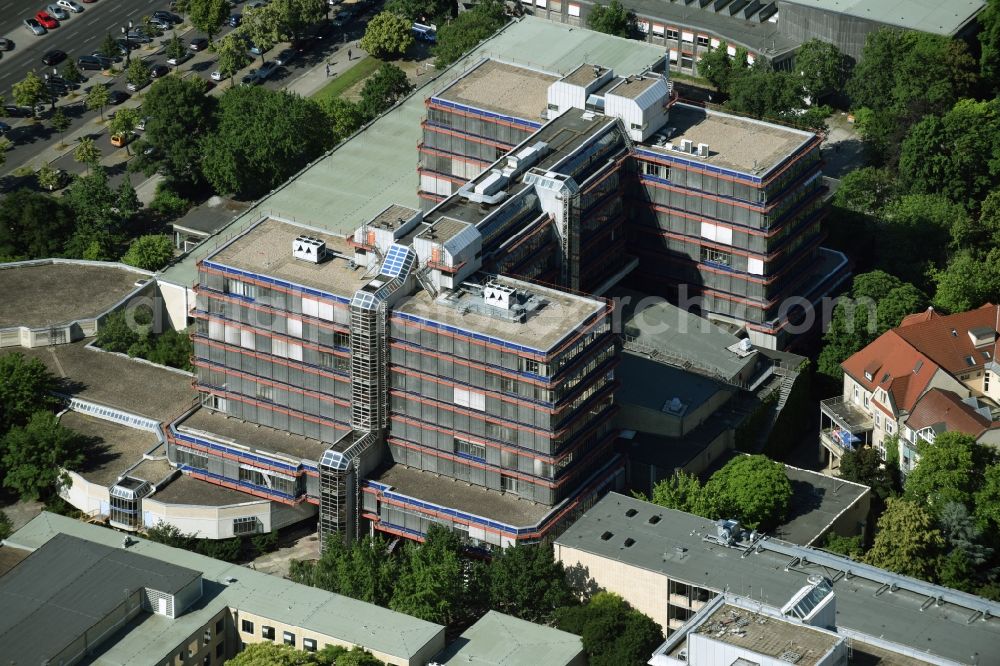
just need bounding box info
[906,388,991,437]
[841,330,937,414]
[900,307,939,327]
[895,304,1000,376]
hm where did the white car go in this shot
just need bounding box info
[46,4,69,19]
[210,70,222,81]
[57,0,84,12]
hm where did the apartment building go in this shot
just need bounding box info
[555,493,1000,664]
[419,58,847,348]
[820,304,1000,474]
[2,513,446,666]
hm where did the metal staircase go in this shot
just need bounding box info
[414,263,438,298]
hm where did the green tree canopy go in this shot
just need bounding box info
[0,353,60,432]
[838,446,898,500]
[0,190,74,260]
[188,0,231,41]
[319,97,366,143]
[903,432,997,512]
[725,67,812,126]
[385,0,455,23]
[73,136,101,170]
[433,0,506,68]
[291,534,399,607]
[931,247,1000,313]
[165,32,187,61]
[701,454,792,530]
[488,543,575,623]
[697,43,748,95]
[86,84,111,120]
[980,0,1000,94]
[216,31,252,83]
[122,234,175,271]
[126,58,151,89]
[648,470,707,515]
[951,189,1000,252]
[201,86,333,198]
[822,532,864,559]
[61,59,83,84]
[270,0,326,41]
[110,107,142,155]
[794,39,848,101]
[877,194,961,288]
[140,75,217,187]
[224,642,313,665]
[240,5,281,64]
[359,63,413,119]
[12,72,46,117]
[554,592,662,666]
[974,463,1000,534]
[1,411,89,500]
[865,498,944,580]
[360,11,414,59]
[586,0,634,38]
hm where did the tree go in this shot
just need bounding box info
[587,0,634,38]
[315,646,384,666]
[822,532,864,559]
[270,0,326,41]
[224,643,312,666]
[701,455,792,530]
[433,0,506,68]
[51,107,70,140]
[937,501,993,567]
[794,39,847,102]
[0,353,60,433]
[361,11,414,59]
[216,31,252,84]
[952,189,1000,252]
[319,97,366,142]
[877,194,959,288]
[386,0,455,23]
[649,471,707,516]
[974,463,1000,534]
[554,592,662,666]
[697,43,747,95]
[165,31,187,62]
[196,536,242,561]
[122,234,175,271]
[73,136,101,174]
[110,106,141,155]
[95,308,149,354]
[898,99,1000,209]
[0,190,74,259]
[489,543,575,623]
[725,68,805,124]
[144,520,196,548]
[903,432,997,512]
[201,86,333,198]
[36,165,62,192]
[838,446,897,500]
[61,59,83,84]
[292,534,400,607]
[12,72,46,118]
[359,63,413,119]
[0,510,11,541]
[818,271,926,379]
[188,0,230,42]
[126,58,151,90]
[2,411,89,500]
[98,32,120,59]
[240,5,281,65]
[980,0,1000,94]
[140,75,216,187]
[931,248,1000,313]
[865,498,944,580]
[86,83,111,120]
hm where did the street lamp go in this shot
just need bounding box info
[121,20,133,64]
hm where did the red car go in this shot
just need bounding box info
[35,10,59,28]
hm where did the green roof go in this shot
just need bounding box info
[433,611,584,666]
[158,17,665,290]
[5,513,445,664]
[780,0,985,35]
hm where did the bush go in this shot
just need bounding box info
[0,510,12,540]
[122,234,175,272]
[251,529,279,556]
[149,184,192,219]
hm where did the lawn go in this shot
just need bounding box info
[311,56,383,104]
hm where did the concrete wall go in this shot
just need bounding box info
[776,2,881,63]
[162,607,231,666]
[141,496,314,539]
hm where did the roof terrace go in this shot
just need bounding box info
[434,59,559,124]
[696,603,840,666]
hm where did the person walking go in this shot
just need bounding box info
[347,48,352,61]
[325,63,331,77]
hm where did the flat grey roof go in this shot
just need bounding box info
[617,352,726,414]
[19,340,195,423]
[207,217,370,300]
[608,75,661,100]
[176,406,340,464]
[0,533,201,666]
[779,0,985,35]
[158,17,667,291]
[59,410,161,486]
[125,456,176,487]
[0,261,147,329]
[699,602,839,666]
[773,464,869,546]
[435,59,558,123]
[149,473,265,508]
[172,197,252,236]
[562,63,610,87]
[434,610,584,666]
[370,464,553,527]
[643,103,813,175]
[555,493,1000,665]
[369,203,421,230]
[394,275,605,353]
[7,513,445,664]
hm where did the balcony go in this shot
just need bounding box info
[819,396,873,456]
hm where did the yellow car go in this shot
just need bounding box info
[110,132,129,147]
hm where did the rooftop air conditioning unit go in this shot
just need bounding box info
[484,282,516,310]
[680,138,693,153]
[697,142,710,157]
[292,236,326,263]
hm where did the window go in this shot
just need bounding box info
[700,246,732,267]
[547,103,559,111]
[666,28,679,39]
[216,618,224,635]
[225,278,256,299]
[986,371,991,392]
[454,387,486,411]
[853,385,859,401]
[334,331,350,347]
[642,161,668,179]
[501,448,517,469]
[303,638,317,652]
[864,394,869,408]
[681,54,693,69]
[886,421,895,434]
[262,626,275,641]
[681,30,693,43]
[875,413,881,427]
[233,516,259,535]
[486,422,516,443]
[283,631,295,647]
[241,619,254,634]
[501,475,519,494]
[216,642,224,658]
[256,383,275,402]
[629,122,644,131]
[519,357,549,377]
[204,629,212,645]
[697,35,709,46]
[203,656,210,666]
[319,352,349,372]
[455,437,486,460]
[287,318,303,338]
[747,257,764,275]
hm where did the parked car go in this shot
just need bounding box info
[166,51,192,66]
[24,18,46,36]
[38,167,69,191]
[149,63,169,78]
[35,11,59,29]
[210,69,223,81]
[149,16,172,30]
[110,132,130,147]
[41,49,66,65]
[0,38,12,50]
[0,122,10,136]
[228,13,241,26]
[136,116,149,131]
[152,10,182,24]
[108,89,129,104]
[256,60,279,80]
[3,105,33,117]
[126,30,152,44]
[57,0,84,12]
[330,9,352,27]
[45,80,69,97]
[115,38,136,54]
[78,54,112,70]
[46,4,69,19]
[46,74,77,90]
[189,37,208,51]
[241,69,260,86]
[274,48,296,66]
[125,78,148,92]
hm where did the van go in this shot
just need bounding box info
[411,22,436,43]
[78,54,112,71]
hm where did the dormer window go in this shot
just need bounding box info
[864,371,873,381]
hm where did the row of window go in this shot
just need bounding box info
[240,619,317,652]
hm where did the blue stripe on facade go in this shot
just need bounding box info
[172,429,310,474]
[634,147,762,185]
[430,96,543,130]
[177,464,301,501]
[203,260,351,304]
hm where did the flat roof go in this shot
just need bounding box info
[779,0,985,35]
[369,464,553,527]
[158,17,667,290]
[149,473,265,508]
[0,261,147,329]
[698,603,839,666]
[19,340,195,423]
[7,514,445,664]
[435,59,558,123]
[561,63,611,87]
[643,103,813,175]
[207,218,369,301]
[369,203,420,231]
[172,197,252,235]
[0,533,201,665]
[555,493,1000,665]
[608,75,661,100]
[175,406,339,464]
[393,275,605,353]
[774,465,869,546]
[59,411,161,486]
[434,610,584,666]
[617,352,727,415]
